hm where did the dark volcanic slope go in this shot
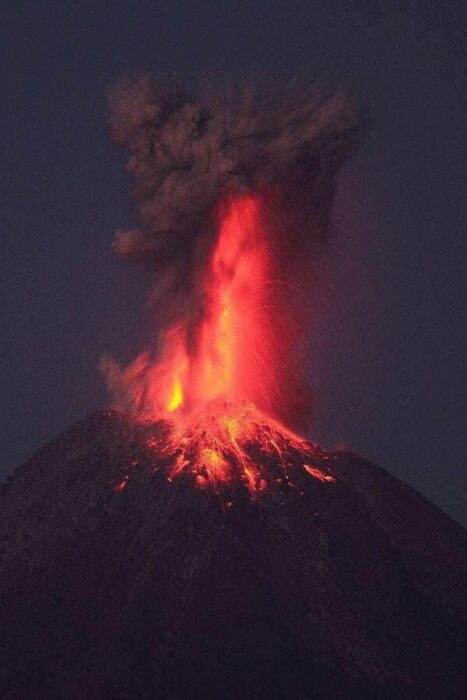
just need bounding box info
[1,411,467,699]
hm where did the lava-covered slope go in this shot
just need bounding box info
[1,410,467,699]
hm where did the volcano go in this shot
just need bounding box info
[1,410,467,699]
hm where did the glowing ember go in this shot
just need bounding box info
[303,464,336,483]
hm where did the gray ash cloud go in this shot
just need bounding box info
[103,73,364,428]
[108,73,363,274]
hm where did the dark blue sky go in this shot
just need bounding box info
[1,1,466,525]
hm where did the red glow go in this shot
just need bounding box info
[113,194,334,495]
[136,400,335,497]
[151,194,276,417]
[303,464,335,483]
[114,477,128,492]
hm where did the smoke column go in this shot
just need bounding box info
[101,74,363,432]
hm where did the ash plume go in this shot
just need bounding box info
[102,73,364,427]
[109,73,361,268]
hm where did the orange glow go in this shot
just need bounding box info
[113,193,331,496]
[151,400,317,496]
[303,464,336,483]
[128,400,337,497]
[114,193,294,423]
[167,378,183,412]
[155,194,275,416]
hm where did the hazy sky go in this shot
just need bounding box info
[1,1,466,525]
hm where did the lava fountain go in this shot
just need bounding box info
[108,193,334,496]
[152,193,277,417]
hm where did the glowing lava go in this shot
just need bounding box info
[113,401,335,497]
[158,194,277,417]
[112,193,335,496]
[165,401,307,495]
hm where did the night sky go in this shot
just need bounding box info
[1,2,466,525]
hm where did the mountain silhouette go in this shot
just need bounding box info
[1,410,466,699]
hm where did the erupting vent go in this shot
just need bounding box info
[114,401,335,498]
[107,195,335,498]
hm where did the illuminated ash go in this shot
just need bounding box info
[101,194,310,429]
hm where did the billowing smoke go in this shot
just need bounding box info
[102,73,363,430]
